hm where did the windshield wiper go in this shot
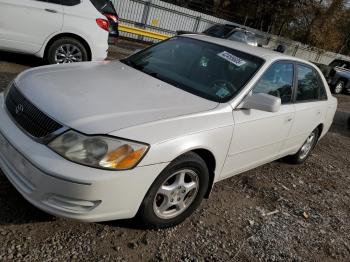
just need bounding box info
[121,60,186,89]
[121,59,145,71]
[146,71,183,88]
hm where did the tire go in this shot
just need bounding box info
[284,128,320,164]
[333,80,345,94]
[46,37,89,64]
[138,152,209,229]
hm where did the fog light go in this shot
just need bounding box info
[45,194,101,214]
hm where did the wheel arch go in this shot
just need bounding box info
[316,123,324,140]
[43,33,92,61]
[168,148,217,199]
[190,148,217,198]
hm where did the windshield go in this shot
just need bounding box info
[329,60,350,69]
[122,37,264,103]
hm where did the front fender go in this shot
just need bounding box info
[109,104,235,182]
[140,126,233,183]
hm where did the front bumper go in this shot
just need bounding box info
[0,93,167,222]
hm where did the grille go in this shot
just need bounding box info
[5,84,63,139]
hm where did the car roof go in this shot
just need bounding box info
[182,34,313,65]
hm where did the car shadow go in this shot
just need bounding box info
[0,171,55,225]
[100,218,149,230]
[330,123,350,137]
[0,170,144,228]
[0,51,44,67]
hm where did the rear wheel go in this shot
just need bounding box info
[284,128,319,164]
[46,37,89,64]
[333,80,345,94]
[138,152,209,229]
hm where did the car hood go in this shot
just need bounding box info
[15,61,218,134]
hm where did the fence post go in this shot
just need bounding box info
[138,0,152,41]
[315,52,321,63]
[141,0,151,28]
[193,16,201,32]
[292,45,299,57]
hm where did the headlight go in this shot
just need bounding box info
[48,130,149,170]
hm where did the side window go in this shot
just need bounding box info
[296,65,326,102]
[318,75,328,100]
[253,62,294,104]
[62,0,80,6]
[228,32,246,43]
[37,0,61,4]
[203,25,234,38]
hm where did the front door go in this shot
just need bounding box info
[221,61,296,178]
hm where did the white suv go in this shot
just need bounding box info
[0,0,110,64]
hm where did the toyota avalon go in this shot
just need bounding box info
[0,35,337,228]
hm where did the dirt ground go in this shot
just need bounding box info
[0,42,350,262]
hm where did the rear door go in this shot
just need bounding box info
[283,63,329,153]
[0,0,63,54]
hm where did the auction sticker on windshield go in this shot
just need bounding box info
[217,51,246,67]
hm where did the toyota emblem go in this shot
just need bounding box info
[15,104,24,115]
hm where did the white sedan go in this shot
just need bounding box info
[0,35,337,228]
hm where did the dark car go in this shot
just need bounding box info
[177,24,258,47]
[326,59,350,94]
[90,0,119,43]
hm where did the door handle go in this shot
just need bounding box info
[285,116,293,123]
[45,9,58,13]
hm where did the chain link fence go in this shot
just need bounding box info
[111,0,350,65]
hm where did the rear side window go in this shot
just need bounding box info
[329,59,350,69]
[37,0,61,4]
[228,31,246,43]
[253,62,294,104]
[62,0,80,6]
[90,0,116,13]
[203,25,235,38]
[246,33,256,42]
[37,0,80,5]
[296,65,327,102]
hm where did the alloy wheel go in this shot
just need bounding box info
[153,169,199,219]
[54,44,83,64]
[299,131,316,159]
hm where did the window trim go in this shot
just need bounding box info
[293,62,328,104]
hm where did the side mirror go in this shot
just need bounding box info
[241,93,281,112]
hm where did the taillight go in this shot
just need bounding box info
[105,13,119,23]
[96,18,109,31]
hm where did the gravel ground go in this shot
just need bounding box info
[0,42,350,262]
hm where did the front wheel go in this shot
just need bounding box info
[138,152,209,229]
[284,128,319,164]
[46,37,89,64]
